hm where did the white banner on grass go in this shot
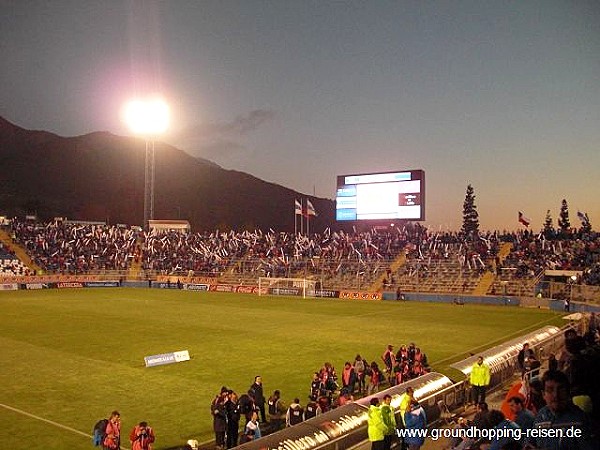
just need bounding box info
[144,350,190,367]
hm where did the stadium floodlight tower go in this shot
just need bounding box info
[123,97,170,229]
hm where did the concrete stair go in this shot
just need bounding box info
[471,271,495,296]
[471,242,513,295]
[497,241,513,261]
[369,251,407,292]
[125,236,145,281]
[0,228,43,274]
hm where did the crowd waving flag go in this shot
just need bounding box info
[518,211,531,227]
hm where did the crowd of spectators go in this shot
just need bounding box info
[0,241,33,276]
[9,219,141,273]
[6,218,600,292]
[141,229,233,275]
[497,229,600,282]
[229,224,422,280]
[7,219,425,279]
[398,231,502,281]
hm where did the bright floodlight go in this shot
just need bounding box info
[123,98,170,135]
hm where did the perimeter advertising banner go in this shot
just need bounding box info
[235,286,258,294]
[0,275,108,284]
[84,281,120,288]
[268,287,302,296]
[157,282,182,289]
[314,289,340,298]
[0,283,18,291]
[209,284,235,293]
[21,283,49,290]
[339,290,382,300]
[57,282,84,289]
[184,283,210,291]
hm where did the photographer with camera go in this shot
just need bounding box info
[129,421,155,450]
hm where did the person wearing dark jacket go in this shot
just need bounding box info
[286,398,304,427]
[249,376,266,423]
[305,398,321,419]
[238,392,256,424]
[212,388,228,450]
[342,361,357,393]
[267,389,286,431]
[517,343,536,376]
[225,391,241,449]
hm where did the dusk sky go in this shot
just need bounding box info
[2,1,599,231]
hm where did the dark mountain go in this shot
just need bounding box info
[0,116,335,231]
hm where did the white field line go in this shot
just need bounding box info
[0,402,130,450]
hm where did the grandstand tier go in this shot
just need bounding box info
[3,218,599,303]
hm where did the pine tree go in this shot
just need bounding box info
[580,213,592,234]
[581,218,592,234]
[461,184,480,238]
[543,210,554,239]
[557,199,570,233]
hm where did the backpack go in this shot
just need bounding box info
[92,418,108,446]
[288,406,304,426]
[268,397,280,415]
[305,402,319,419]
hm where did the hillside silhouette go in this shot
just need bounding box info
[0,116,334,231]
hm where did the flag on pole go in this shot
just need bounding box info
[518,211,531,227]
[294,199,303,215]
[577,211,589,224]
[306,199,317,216]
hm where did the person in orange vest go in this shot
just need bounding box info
[129,421,155,450]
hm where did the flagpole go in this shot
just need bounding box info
[294,203,297,235]
[300,199,304,235]
[307,199,310,237]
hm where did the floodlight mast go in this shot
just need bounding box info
[144,140,155,230]
[123,98,170,230]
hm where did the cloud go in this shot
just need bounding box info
[209,109,276,136]
[172,109,275,163]
[176,109,275,144]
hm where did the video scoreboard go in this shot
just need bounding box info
[335,169,425,222]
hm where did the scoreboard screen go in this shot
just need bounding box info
[336,169,425,221]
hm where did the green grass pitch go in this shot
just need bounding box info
[0,288,564,449]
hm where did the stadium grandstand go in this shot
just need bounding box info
[1,217,599,304]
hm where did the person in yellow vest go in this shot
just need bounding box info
[367,397,386,450]
[469,356,491,404]
[398,387,415,426]
[380,394,397,450]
